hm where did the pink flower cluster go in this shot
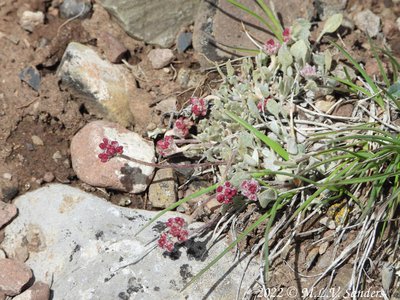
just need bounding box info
[190,97,208,117]
[156,136,176,157]
[174,117,193,138]
[216,181,238,204]
[158,217,189,252]
[240,179,260,201]
[98,138,124,163]
[257,97,270,112]
[300,64,317,78]
[263,28,291,55]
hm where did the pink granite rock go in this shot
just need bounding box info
[70,121,156,193]
[0,202,17,229]
[13,281,50,300]
[0,259,32,296]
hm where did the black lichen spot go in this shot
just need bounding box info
[126,277,144,294]
[186,239,208,261]
[118,292,129,300]
[120,164,149,191]
[152,221,166,233]
[119,256,124,262]
[104,273,116,282]
[153,286,160,292]
[69,244,81,262]
[179,264,193,283]
[95,231,104,240]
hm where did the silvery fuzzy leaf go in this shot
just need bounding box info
[266,98,280,117]
[290,40,309,64]
[304,79,318,92]
[238,131,254,148]
[243,154,258,167]
[248,97,261,118]
[322,14,343,34]
[258,83,270,97]
[287,137,298,155]
[278,45,293,70]
[269,120,281,135]
[258,189,277,208]
[262,148,280,171]
[324,50,332,73]
[252,148,259,165]
[291,18,311,42]
[317,14,343,43]
[313,53,325,70]
[226,59,234,77]
[388,80,400,99]
[230,171,251,186]
[254,85,264,99]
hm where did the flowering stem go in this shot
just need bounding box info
[118,154,226,169]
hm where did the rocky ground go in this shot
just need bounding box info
[0,0,400,299]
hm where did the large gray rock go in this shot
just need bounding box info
[2,185,258,299]
[98,0,200,48]
[193,0,314,67]
[57,42,135,126]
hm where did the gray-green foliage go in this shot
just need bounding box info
[196,18,340,181]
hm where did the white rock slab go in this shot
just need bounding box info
[3,185,258,299]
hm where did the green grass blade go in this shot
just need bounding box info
[135,184,218,236]
[225,111,289,160]
[368,36,390,87]
[255,0,283,41]
[329,39,384,108]
[225,0,275,34]
[330,76,371,96]
[381,48,399,82]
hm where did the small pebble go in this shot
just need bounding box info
[20,11,44,32]
[60,0,91,19]
[43,172,55,183]
[53,151,62,162]
[177,32,192,53]
[147,49,175,69]
[2,173,12,181]
[31,135,44,146]
[19,66,41,91]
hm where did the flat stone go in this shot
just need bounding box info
[2,184,258,299]
[70,121,155,193]
[177,32,192,53]
[354,9,381,38]
[315,100,334,113]
[13,281,50,300]
[148,169,177,208]
[60,0,91,19]
[0,202,17,229]
[20,11,44,32]
[334,104,354,118]
[193,0,314,67]
[57,42,135,126]
[97,0,200,48]
[147,49,175,69]
[19,66,41,92]
[0,259,32,296]
[154,97,177,114]
[31,135,44,146]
